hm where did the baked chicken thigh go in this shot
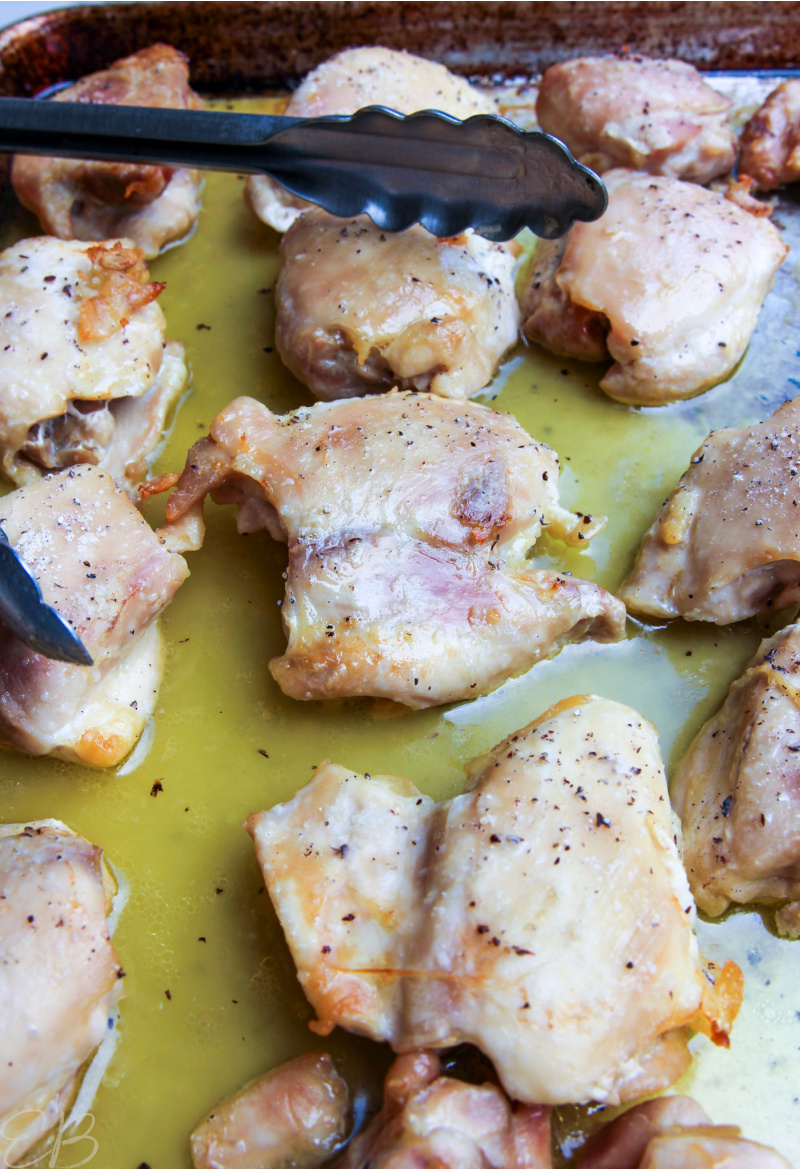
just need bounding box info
[190,1053,349,1169]
[619,396,800,623]
[0,465,188,766]
[245,47,497,233]
[536,56,735,182]
[672,620,800,931]
[336,1051,551,1169]
[577,1096,792,1169]
[521,169,787,405]
[247,695,741,1107]
[0,236,186,490]
[739,79,800,191]
[165,393,624,708]
[12,44,203,258]
[276,210,519,401]
[0,820,124,1167]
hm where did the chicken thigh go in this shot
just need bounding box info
[245,47,497,233]
[276,211,519,400]
[536,57,735,182]
[246,695,742,1107]
[12,44,203,258]
[165,393,625,708]
[639,1134,793,1169]
[0,236,186,490]
[520,170,787,405]
[739,79,800,191]
[0,465,188,766]
[190,1053,349,1169]
[336,1051,551,1169]
[619,396,800,623]
[0,820,124,1167]
[577,1096,791,1169]
[672,620,800,928]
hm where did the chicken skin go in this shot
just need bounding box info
[536,57,735,183]
[0,820,124,1167]
[276,210,519,401]
[12,44,203,258]
[190,1053,349,1169]
[336,1051,551,1169]
[0,465,188,766]
[739,79,800,191]
[521,170,787,405]
[165,393,624,708]
[245,47,497,233]
[577,1097,792,1169]
[0,236,186,490]
[672,620,800,929]
[619,396,800,623]
[246,695,742,1107]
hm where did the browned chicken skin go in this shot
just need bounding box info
[672,620,800,929]
[520,170,787,405]
[739,79,800,191]
[536,56,735,182]
[619,396,800,623]
[247,696,741,1107]
[0,236,187,490]
[165,393,624,708]
[12,44,203,258]
[276,211,520,401]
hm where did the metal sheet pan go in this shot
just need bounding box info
[0,4,799,1167]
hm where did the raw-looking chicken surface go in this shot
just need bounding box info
[619,396,800,623]
[577,1096,792,1169]
[0,820,124,1167]
[637,1134,794,1168]
[739,79,800,191]
[12,44,203,258]
[536,56,735,182]
[247,695,742,1106]
[0,236,187,489]
[672,620,800,931]
[276,210,520,401]
[520,169,787,405]
[165,393,625,708]
[0,465,188,766]
[335,1050,552,1169]
[190,1053,349,1169]
[246,46,497,232]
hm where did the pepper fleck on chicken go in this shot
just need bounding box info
[247,695,742,1106]
[0,236,186,490]
[0,465,188,766]
[165,393,624,708]
[520,169,786,405]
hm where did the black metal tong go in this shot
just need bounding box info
[0,97,607,663]
[0,97,607,241]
